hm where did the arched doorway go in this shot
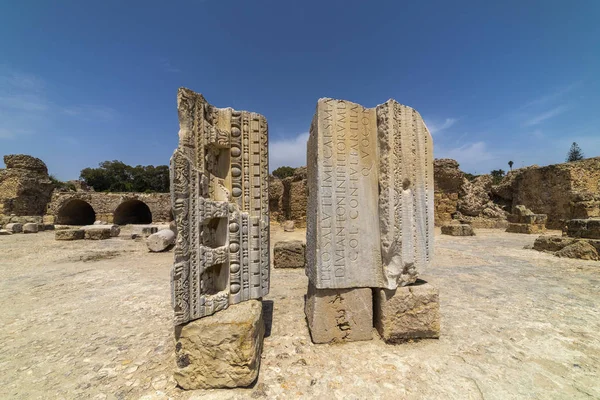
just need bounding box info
[113,200,152,225]
[56,199,96,225]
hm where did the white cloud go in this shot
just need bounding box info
[426,118,457,135]
[0,68,117,140]
[523,105,569,127]
[269,132,309,171]
[435,141,497,174]
[62,105,117,121]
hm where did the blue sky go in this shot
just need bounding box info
[1,1,599,179]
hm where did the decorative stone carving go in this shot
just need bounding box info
[170,88,270,325]
[306,98,433,290]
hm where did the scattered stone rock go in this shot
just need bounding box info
[0,229,11,235]
[174,300,264,389]
[83,225,120,237]
[374,281,440,343]
[304,282,372,344]
[556,241,600,261]
[84,227,111,240]
[146,229,175,252]
[273,240,305,268]
[566,219,600,239]
[55,229,85,241]
[506,223,546,234]
[441,224,475,236]
[5,223,23,233]
[43,224,55,231]
[22,223,39,234]
[282,220,295,232]
[131,225,158,239]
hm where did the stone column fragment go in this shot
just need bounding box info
[170,88,270,325]
[306,98,433,290]
[306,97,434,344]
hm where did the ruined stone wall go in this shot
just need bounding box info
[496,157,600,229]
[46,192,172,224]
[269,167,307,227]
[0,154,54,217]
[433,159,462,225]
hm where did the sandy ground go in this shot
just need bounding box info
[0,225,599,400]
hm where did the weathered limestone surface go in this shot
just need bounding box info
[173,300,264,389]
[147,229,176,252]
[83,224,120,237]
[55,229,85,241]
[84,227,111,240]
[506,223,546,234]
[132,225,158,239]
[171,88,269,324]
[566,219,600,239]
[441,224,475,236]
[0,155,54,217]
[374,282,440,342]
[506,205,547,234]
[273,240,305,268]
[5,223,22,233]
[306,98,433,290]
[0,229,11,235]
[556,241,599,261]
[282,220,295,232]
[304,282,372,344]
[22,223,39,234]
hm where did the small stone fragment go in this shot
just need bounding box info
[5,223,23,233]
[0,229,11,235]
[273,240,305,268]
[84,227,111,240]
[556,241,600,261]
[441,224,475,236]
[374,282,440,343]
[131,225,158,239]
[304,282,372,344]
[22,223,39,234]
[43,224,55,231]
[174,300,264,389]
[146,229,176,252]
[282,220,295,232]
[55,229,85,241]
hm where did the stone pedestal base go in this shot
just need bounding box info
[506,223,545,234]
[441,224,475,236]
[273,240,305,268]
[374,282,440,343]
[174,300,264,389]
[305,282,372,344]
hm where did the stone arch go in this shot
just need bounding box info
[113,200,152,225]
[56,199,96,225]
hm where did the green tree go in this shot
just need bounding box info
[272,166,295,179]
[490,169,506,185]
[566,142,584,162]
[508,160,514,171]
[80,160,169,193]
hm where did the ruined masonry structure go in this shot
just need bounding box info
[170,88,270,325]
[306,98,434,290]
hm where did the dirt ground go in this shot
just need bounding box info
[0,225,599,400]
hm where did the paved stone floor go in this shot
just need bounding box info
[0,226,598,399]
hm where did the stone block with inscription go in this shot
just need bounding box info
[170,88,270,325]
[306,98,434,290]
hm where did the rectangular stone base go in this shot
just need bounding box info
[441,224,475,236]
[374,281,440,343]
[305,282,372,344]
[174,300,264,389]
[506,223,545,234]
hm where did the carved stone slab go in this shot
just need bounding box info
[306,98,433,290]
[171,88,270,325]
